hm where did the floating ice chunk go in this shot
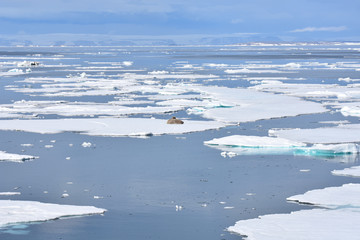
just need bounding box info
[44,145,53,148]
[81,142,92,148]
[0,200,106,227]
[0,151,38,162]
[340,105,360,117]
[0,118,226,137]
[0,192,21,196]
[149,70,168,75]
[225,68,283,74]
[61,193,69,198]
[296,143,359,156]
[224,206,235,209]
[205,135,358,158]
[122,61,133,66]
[204,135,306,148]
[270,124,360,144]
[287,183,360,208]
[7,68,23,73]
[332,166,360,177]
[228,208,360,240]
[175,205,183,211]
[20,144,33,147]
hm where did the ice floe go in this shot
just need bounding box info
[287,183,360,208]
[204,135,358,157]
[332,166,360,177]
[0,192,21,196]
[0,200,106,227]
[0,151,38,162]
[186,85,326,123]
[228,208,360,240]
[0,118,226,137]
[270,124,360,144]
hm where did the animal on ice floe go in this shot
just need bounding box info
[167,117,184,124]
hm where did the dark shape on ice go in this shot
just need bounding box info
[167,117,184,124]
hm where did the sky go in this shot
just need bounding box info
[0,0,359,44]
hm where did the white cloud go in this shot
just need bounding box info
[291,26,348,33]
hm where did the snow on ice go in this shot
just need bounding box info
[0,200,106,227]
[0,118,226,137]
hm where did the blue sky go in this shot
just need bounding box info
[0,0,359,42]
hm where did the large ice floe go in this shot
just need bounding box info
[0,118,225,137]
[0,200,106,227]
[204,135,359,157]
[228,182,360,239]
[0,151,37,162]
[228,208,360,240]
[269,124,360,144]
[184,85,327,123]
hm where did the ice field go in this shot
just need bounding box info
[1,42,360,239]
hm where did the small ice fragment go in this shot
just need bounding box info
[93,196,103,199]
[221,152,227,158]
[300,169,311,172]
[227,152,237,158]
[224,206,235,209]
[20,144,33,147]
[81,142,92,148]
[122,61,133,66]
[61,193,69,198]
[201,203,208,207]
[80,72,87,78]
[0,192,21,196]
[69,144,73,147]
[219,201,227,205]
[246,193,255,196]
[43,191,48,194]
[50,140,56,143]
[66,182,73,185]
[44,145,53,148]
[65,157,71,160]
[175,205,183,211]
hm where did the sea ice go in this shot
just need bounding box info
[0,118,226,137]
[0,200,106,227]
[204,135,358,157]
[204,135,306,148]
[0,192,21,196]
[0,151,38,162]
[270,124,360,144]
[287,183,360,208]
[332,166,360,177]
[186,85,326,123]
[228,208,360,240]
